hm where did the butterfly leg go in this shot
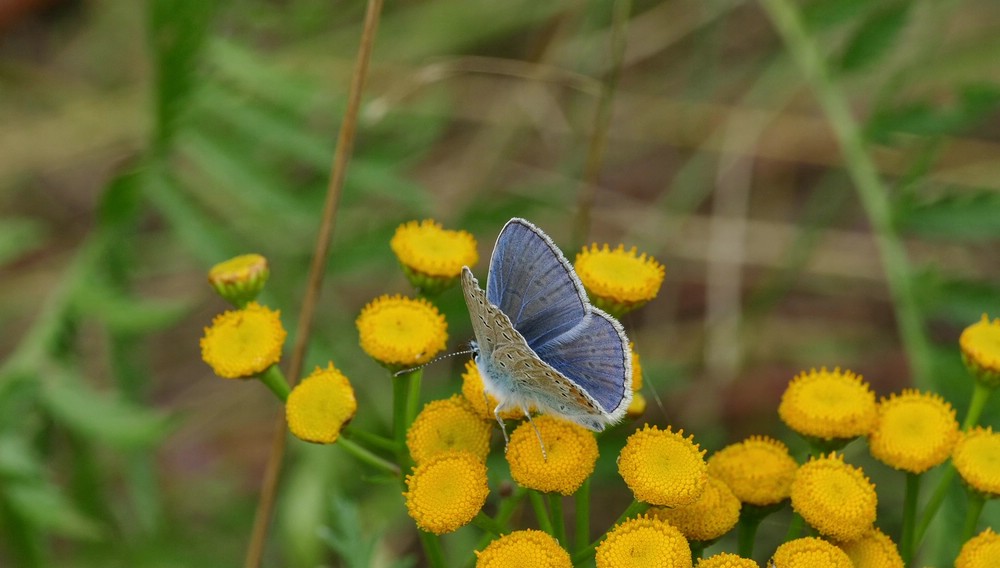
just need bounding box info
[523,410,548,461]
[493,405,510,450]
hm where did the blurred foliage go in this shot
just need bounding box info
[0,0,998,566]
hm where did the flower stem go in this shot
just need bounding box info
[472,511,504,537]
[960,490,985,542]
[418,530,446,568]
[737,514,762,558]
[257,365,290,402]
[405,368,423,426]
[548,493,567,548]
[574,478,591,556]
[529,490,554,535]
[392,371,415,470]
[613,498,648,527]
[961,381,993,430]
[337,437,400,477]
[901,472,920,565]
[344,427,398,453]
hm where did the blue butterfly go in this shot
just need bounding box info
[461,218,632,444]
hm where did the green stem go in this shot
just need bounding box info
[469,487,526,568]
[548,493,567,548]
[737,514,762,558]
[574,478,591,556]
[344,427,398,453]
[472,511,504,536]
[758,0,932,387]
[337,438,400,477]
[961,381,993,430]
[960,490,985,542]
[901,472,920,566]
[418,530,446,568]
[529,490,554,535]
[257,365,291,401]
[690,541,706,563]
[392,371,413,469]
[405,368,423,426]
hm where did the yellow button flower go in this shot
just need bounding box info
[506,415,598,496]
[404,452,489,535]
[707,436,798,506]
[650,474,740,542]
[356,294,448,369]
[407,395,492,464]
[286,364,356,444]
[960,314,1000,388]
[574,244,665,317]
[956,527,1000,568]
[771,537,853,568]
[837,527,903,568]
[631,345,644,391]
[475,529,572,567]
[779,367,877,441]
[627,392,647,419]
[200,302,286,379]
[461,359,530,421]
[868,390,958,474]
[952,426,1000,497]
[618,425,708,507]
[208,253,270,306]
[595,515,691,568]
[391,219,478,295]
[695,553,759,568]
[790,454,877,542]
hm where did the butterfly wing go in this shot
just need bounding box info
[486,218,588,350]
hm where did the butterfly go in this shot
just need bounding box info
[460,218,633,447]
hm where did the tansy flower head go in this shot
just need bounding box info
[707,436,797,506]
[407,395,492,464]
[461,359,531,421]
[650,474,740,542]
[627,392,647,419]
[618,424,708,507]
[505,415,598,495]
[574,244,665,317]
[404,451,489,535]
[779,367,877,442]
[952,426,1000,497]
[790,453,877,542]
[475,529,572,568]
[200,302,286,379]
[837,527,903,568]
[390,219,478,295]
[868,389,958,474]
[771,537,853,568]
[595,515,691,568]
[208,254,270,307]
[960,314,1000,388]
[956,527,1000,568]
[286,364,356,444]
[696,553,760,568]
[631,345,643,391]
[356,294,448,370]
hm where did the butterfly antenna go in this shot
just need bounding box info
[392,348,476,377]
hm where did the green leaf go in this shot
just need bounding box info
[912,269,1000,325]
[39,370,171,449]
[802,0,871,31]
[838,2,910,73]
[0,217,47,268]
[72,281,192,335]
[97,168,144,233]
[867,84,1000,142]
[3,480,103,540]
[0,435,43,479]
[895,190,1000,242]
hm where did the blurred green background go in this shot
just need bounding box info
[1,0,998,566]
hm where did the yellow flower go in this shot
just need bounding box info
[837,527,903,568]
[868,390,958,474]
[631,345,643,391]
[475,529,572,568]
[952,426,1000,497]
[779,367,877,441]
[627,392,647,419]
[285,364,356,444]
[695,553,760,568]
[461,359,530,421]
[574,244,665,316]
[595,515,691,568]
[790,454,877,542]
[391,219,478,295]
[618,425,708,507]
[505,415,598,495]
[956,527,1000,568]
[707,436,798,506]
[356,295,448,369]
[771,537,853,568]
[960,314,1000,388]
[200,302,286,379]
[407,395,492,464]
[208,253,270,306]
[404,452,489,535]
[650,474,740,542]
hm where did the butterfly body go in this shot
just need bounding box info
[460,218,632,434]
